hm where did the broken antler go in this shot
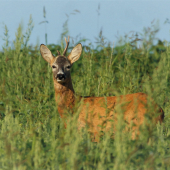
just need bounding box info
[57,50,60,55]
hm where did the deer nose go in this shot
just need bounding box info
[57,74,66,80]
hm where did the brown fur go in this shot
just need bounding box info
[53,78,164,141]
[40,40,164,142]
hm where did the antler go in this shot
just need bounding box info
[57,50,60,55]
[63,36,70,56]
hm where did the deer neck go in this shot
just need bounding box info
[53,76,75,117]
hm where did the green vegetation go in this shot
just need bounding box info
[0,16,170,169]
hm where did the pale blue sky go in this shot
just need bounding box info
[0,0,170,49]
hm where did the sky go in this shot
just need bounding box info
[0,0,170,50]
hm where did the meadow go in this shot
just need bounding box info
[0,17,170,169]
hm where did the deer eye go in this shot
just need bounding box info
[66,65,71,69]
[52,65,56,69]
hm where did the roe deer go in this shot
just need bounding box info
[40,37,164,141]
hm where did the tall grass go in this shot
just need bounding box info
[0,17,170,169]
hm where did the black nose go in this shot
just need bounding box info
[57,74,65,80]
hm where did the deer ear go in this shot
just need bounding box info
[68,43,82,64]
[40,44,55,64]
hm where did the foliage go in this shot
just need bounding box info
[0,17,170,170]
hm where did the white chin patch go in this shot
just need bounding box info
[57,78,65,83]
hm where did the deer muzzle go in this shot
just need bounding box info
[56,73,66,83]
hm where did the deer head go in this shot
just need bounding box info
[40,37,82,84]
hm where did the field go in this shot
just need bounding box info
[1,18,170,169]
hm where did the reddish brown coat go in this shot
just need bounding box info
[40,38,164,141]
